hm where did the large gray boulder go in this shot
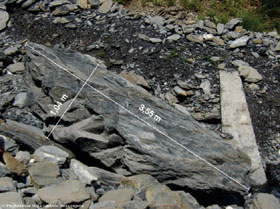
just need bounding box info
[25,43,251,193]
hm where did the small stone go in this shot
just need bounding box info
[225,18,242,29]
[7,62,25,74]
[200,80,211,95]
[49,0,70,8]
[231,60,249,67]
[109,59,123,65]
[186,34,203,43]
[53,4,76,16]
[234,26,243,33]
[249,193,280,209]
[248,83,260,91]
[0,192,24,209]
[37,180,90,204]
[98,0,113,14]
[0,163,10,177]
[0,177,16,192]
[238,66,262,83]
[89,0,100,8]
[253,38,262,44]
[53,17,70,24]
[33,145,69,165]
[15,151,31,165]
[65,23,77,29]
[167,34,181,42]
[205,20,216,29]
[70,159,98,185]
[165,92,178,104]
[230,36,250,48]
[218,63,226,70]
[177,80,192,90]
[273,41,280,52]
[4,46,19,56]
[22,0,37,8]
[212,37,225,46]
[77,0,88,9]
[210,56,222,62]
[267,31,278,37]
[29,162,60,188]
[3,152,28,176]
[217,23,224,35]
[203,33,214,41]
[90,201,116,209]
[138,33,150,41]
[13,92,27,108]
[149,38,162,43]
[120,71,150,89]
[99,189,134,207]
[0,10,9,31]
[173,86,188,97]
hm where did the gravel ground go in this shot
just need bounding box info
[3,6,280,197]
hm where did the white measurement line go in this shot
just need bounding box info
[47,64,99,138]
[26,43,250,192]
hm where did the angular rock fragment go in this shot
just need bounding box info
[29,162,60,188]
[230,36,250,48]
[0,192,23,209]
[33,145,69,165]
[0,10,9,31]
[98,0,113,14]
[37,180,90,204]
[238,66,262,83]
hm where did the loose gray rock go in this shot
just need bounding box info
[29,162,60,188]
[217,23,225,35]
[89,0,100,8]
[4,46,19,56]
[0,177,16,192]
[249,193,280,209]
[232,60,249,67]
[0,192,24,209]
[98,188,134,207]
[22,0,37,8]
[7,62,25,74]
[70,159,98,185]
[98,0,113,14]
[273,41,280,51]
[49,0,70,8]
[200,79,211,95]
[13,92,27,108]
[230,36,250,48]
[0,163,10,177]
[15,151,31,165]
[33,145,69,165]
[37,180,90,204]
[25,43,251,193]
[167,34,181,42]
[186,34,203,43]
[225,18,242,29]
[0,10,9,31]
[238,66,263,83]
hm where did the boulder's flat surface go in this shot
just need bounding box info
[25,42,251,192]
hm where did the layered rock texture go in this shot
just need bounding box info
[25,43,251,192]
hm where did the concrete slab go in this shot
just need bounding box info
[219,70,267,186]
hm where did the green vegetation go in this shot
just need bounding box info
[179,0,280,33]
[113,0,279,33]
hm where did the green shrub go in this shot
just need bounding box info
[237,10,269,32]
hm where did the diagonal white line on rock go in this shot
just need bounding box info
[47,63,99,138]
[26,43,250,192]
